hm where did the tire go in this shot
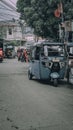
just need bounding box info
[68,68,73,84]
[28,70,33,80]
[53,79,58,87]
[66,67,70,83]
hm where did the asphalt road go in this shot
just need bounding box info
[0,58,73,130]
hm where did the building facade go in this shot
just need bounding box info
[0,20,35,47]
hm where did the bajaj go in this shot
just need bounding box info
[28,41,67,86]
[66,42,73,84]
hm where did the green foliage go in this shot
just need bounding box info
[16,0,73,41]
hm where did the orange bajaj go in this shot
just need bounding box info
[0,48,3,62]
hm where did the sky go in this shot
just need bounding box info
[0,0,20,21]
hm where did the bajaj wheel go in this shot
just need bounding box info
[54,79,58,87]
[28,70,33,80]
[66,67,70,84]
[68,68,73,84]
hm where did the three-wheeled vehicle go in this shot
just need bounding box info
[66,43,73,84]
[4,45,15,58]
[28,41,67,86]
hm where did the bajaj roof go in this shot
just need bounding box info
[34,41,64,47]
[67,42,73,47]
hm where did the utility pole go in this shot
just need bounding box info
[59,0,65,43]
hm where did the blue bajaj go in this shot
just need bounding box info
[28,41,67,86]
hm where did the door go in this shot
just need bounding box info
[31,46,40,79]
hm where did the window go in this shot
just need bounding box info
[43,45,64,57]
[8,28,12,35]
[35,47,40,60]
[31,47,40,60]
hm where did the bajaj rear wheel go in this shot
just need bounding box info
[68,68,73,84]
[54,79,58,87]
[28,70,33,80]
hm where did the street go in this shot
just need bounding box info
[0,58,73,130]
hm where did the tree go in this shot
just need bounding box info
[16,0,73,41]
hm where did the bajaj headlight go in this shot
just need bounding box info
[60,62,65,68]
[45,62,52,68]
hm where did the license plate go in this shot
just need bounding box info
[53,59,59,62]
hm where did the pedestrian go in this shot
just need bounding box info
[23,49,28,62]
[0,48,3,57]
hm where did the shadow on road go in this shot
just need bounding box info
[30,77,73,89]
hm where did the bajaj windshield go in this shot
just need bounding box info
[43,45,65,57]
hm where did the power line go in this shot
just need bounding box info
[0,1,19,21]
[0,19,16,22]
[0,12,19,21]
[0,16,13,21]
[0,6,19,15]
[0,10,19,21]
[0,17,14,21]
[0,1,12,11]
[8,0,16,7]
[0,0,16,11]
[0,13,19,19]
